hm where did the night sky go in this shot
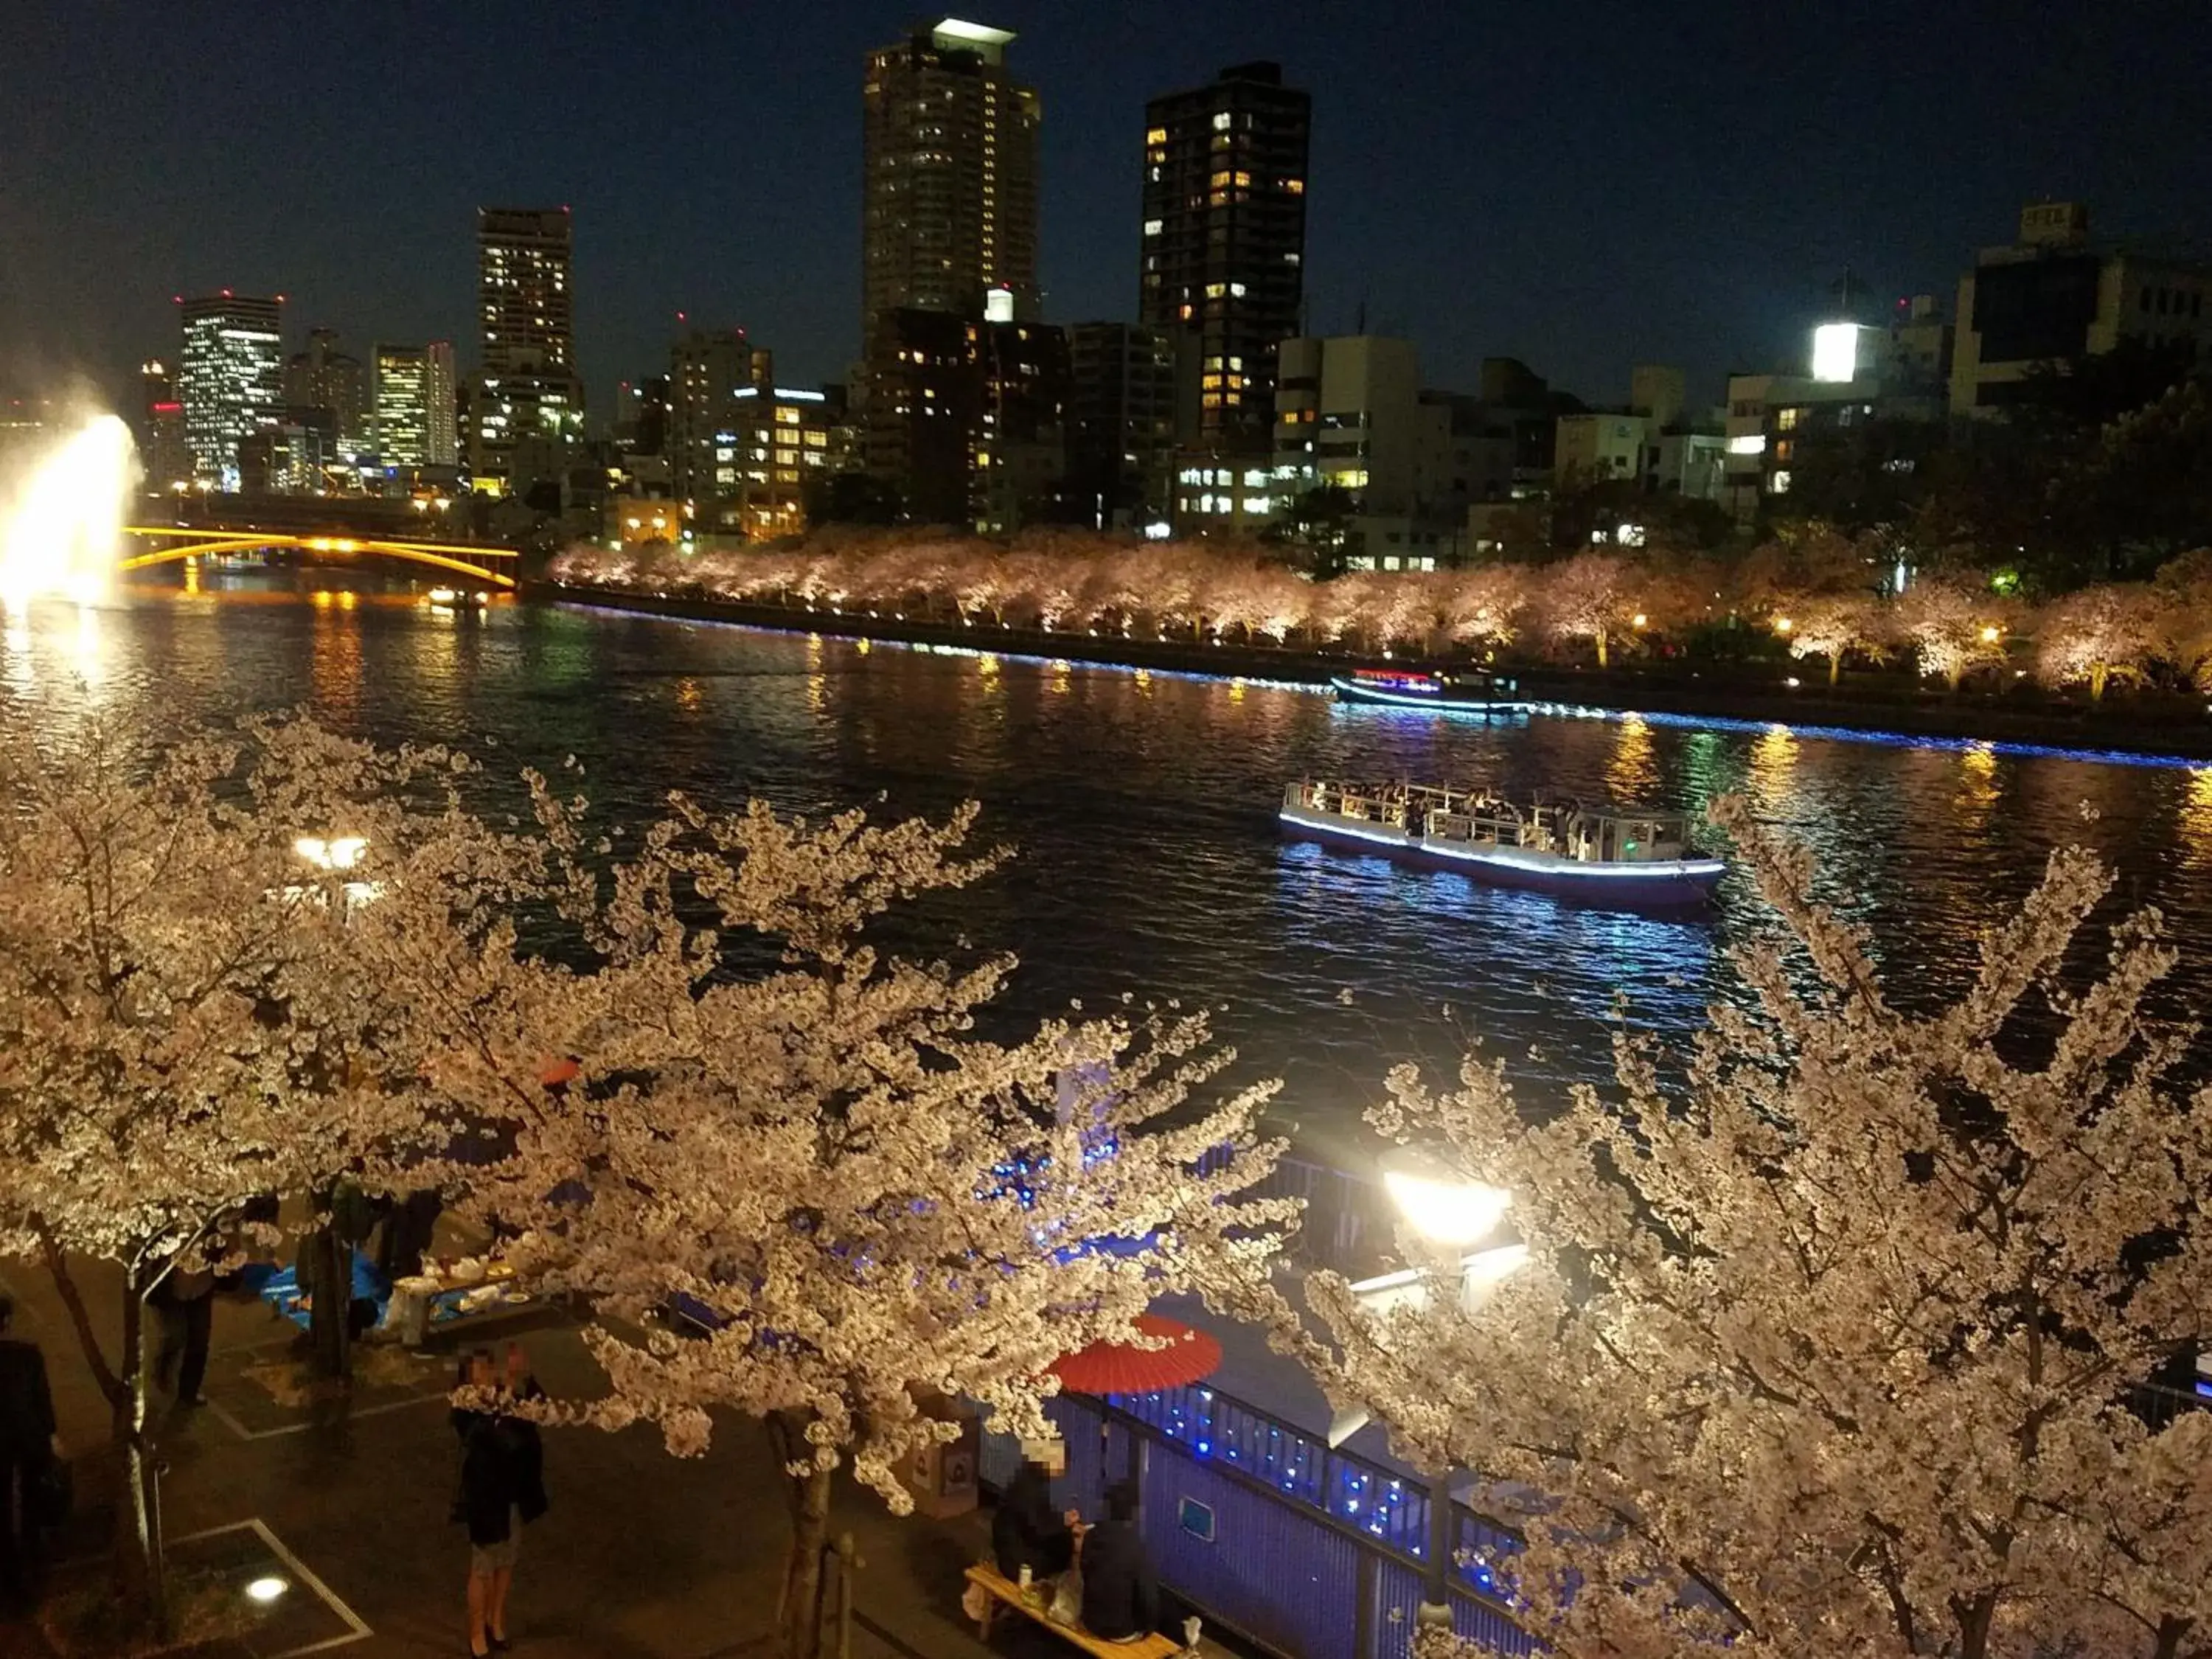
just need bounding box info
[3,1,2206,418]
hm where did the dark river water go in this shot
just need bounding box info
[7,571,2208,1172]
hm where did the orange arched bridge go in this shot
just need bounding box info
[119,526,519,590]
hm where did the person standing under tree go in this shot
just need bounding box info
[0,1297,58,1615]
[151,1259,215,1408]
[452,1346,548,1657]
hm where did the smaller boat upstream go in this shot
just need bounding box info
[1329,666,1531,717]
[1281,779,1724,908]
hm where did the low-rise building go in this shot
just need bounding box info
[1951,201,2209,413]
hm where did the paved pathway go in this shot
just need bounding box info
[0,1256,1103,1659]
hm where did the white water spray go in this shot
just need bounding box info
[0,414,141,610]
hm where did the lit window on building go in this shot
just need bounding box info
[1143,219,1163,236]
[1770,470,1792,494]
[1147,126,1167,144]
[1283,178,1305,194]
[1212,111,1231,131]
[1777,406,1801,430]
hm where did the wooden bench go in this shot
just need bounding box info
[962,1563,1183,1659]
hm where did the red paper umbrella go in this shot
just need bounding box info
[1050,1314,1223,1397]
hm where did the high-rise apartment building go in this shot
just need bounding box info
[1140,63,1310,473]
[283,327,370,458]
[867,309,1067,529]
[479,208,574,374]
[470,207,582,495]
[423,340,458,467]
[177,293,283,490]
[860,18,1040,335]
[1067,322,1177,531]
[138,360,191,493]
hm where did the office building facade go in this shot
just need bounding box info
[1140,62,1310,484]
[860,18,1040,336]
[177,293,283,490]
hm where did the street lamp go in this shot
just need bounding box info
[1331,1147,1524,1635]
[293,835,375,917]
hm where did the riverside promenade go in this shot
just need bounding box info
[0,1252,1364,1659]
[0,1256,1125,1659]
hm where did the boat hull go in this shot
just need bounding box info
[1280,806,1722,909]
[1329,676,1531,717]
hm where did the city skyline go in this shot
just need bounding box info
[2,1,2208,420]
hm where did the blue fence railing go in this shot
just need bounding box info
[984,1378,1536,1659]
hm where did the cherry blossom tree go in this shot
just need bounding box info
[1894,576,2012,691]
[1441,566,1526,653]
[396,785,1291,1659]
[1540,552,1643,669]
[0,714,515,1635]
[2034,582,2174,701]
[1786,589,1891,686]
[1298,797,2212,1659]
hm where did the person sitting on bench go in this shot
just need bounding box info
[992,1445,1075,1584]
[1079,1481,1158,1644]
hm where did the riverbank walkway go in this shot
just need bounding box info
[0,1255,1340,1659]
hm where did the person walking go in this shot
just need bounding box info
[1078,1482,1160,1643]
[451,1346,547,1657]
[0,1297,58,1616]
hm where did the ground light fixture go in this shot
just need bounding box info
[243,1576,289,1604]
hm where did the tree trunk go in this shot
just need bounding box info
[2090,663,2109,702]
[41,1237,164,1637]
[1828,653,1842,688]
[781,1461,834,1659]
[306,1215,352,1382]
[1596,628,1610,669]
[118,1265,168,1640]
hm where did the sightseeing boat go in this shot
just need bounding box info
[1279,779,1725,908]
[1329,665,1531,717]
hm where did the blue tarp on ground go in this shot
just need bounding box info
[254,1248,392,1330]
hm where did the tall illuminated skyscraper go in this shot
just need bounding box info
[424,340,458,466]
[1139,63,1310,466]
[860,18,1039,336]
[470,207,582,495]
[176,292,283,490]
[375,345,431,467]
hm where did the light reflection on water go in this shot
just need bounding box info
[3,573,2205,1154]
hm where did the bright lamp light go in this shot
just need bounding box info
[294,835,367,871]
[243,1576,288,1604]
[1381,1152,1511,1249]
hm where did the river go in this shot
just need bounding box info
[8,571,2208,1172]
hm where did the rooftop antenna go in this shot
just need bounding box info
[1830,267,1868,320]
